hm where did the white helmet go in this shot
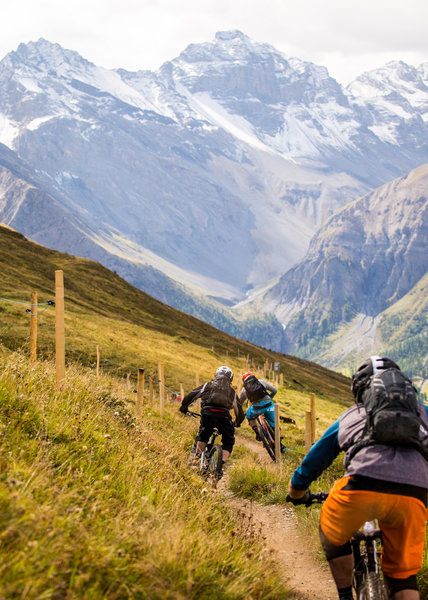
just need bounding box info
[215,365,233,381]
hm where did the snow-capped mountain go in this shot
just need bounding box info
[260,163,428,376]
[0,31,427,317]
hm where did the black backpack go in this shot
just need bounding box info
[346,368,428,464]
[243,375,267,403]
[201,375,233,409]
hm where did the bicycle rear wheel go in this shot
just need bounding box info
[207,444,223,484]
[357,573,389,600]
[257,418,276,461]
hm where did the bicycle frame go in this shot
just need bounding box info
[187,411,223,484]
[352,522,387,598]
[256,414,276,461]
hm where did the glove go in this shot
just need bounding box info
[286,491,312,506]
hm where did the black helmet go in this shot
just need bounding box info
[351,355,400,401]
[215,365,233,381]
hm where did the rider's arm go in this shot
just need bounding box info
[290,417,341,490]
[262,380,277,398]
[233,392,245,426]
[179,385,204,413]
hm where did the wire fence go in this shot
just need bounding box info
[0,290,333,455]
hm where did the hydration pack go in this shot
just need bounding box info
[346,368,428,464]
[243,375,267,403]
[201,375,233,409]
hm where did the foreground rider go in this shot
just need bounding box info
[179,366,245,475]
[287,356,428,600]
[239,372,285,452]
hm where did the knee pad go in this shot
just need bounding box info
[319,524,352,561]
[383,574,418,595]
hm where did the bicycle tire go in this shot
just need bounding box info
[357,573,389,600]
[257,418,276,461]
[207,444,223,483]
[198,445,211,476]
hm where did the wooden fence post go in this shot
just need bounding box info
[96,345,100,378]
[29,291,38,363]
[310,393,316,444]
[274,403,281,465]
[305,411,313,454]
[136,368,145,422]
[55,270,65,388]
[158,362,164,416]
[149,373,154,401]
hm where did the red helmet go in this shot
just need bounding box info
[242,371,254,381]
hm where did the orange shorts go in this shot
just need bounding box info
[320,476,427,578]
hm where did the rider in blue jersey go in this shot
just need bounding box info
[239,372,285,452]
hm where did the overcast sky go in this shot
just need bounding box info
[2,0,427,85]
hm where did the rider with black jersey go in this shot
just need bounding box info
[179,366,245,474]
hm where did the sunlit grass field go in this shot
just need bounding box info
[0,349,293,599]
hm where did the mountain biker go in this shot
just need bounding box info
[179,366,245,475]
[239,371,286,452]
[286,356,428,600]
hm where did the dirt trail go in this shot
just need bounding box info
[220,434,337,600]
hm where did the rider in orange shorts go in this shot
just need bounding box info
[287,356,428,600]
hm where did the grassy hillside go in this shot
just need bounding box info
[378,272,428,383]
[0,224,351,402]
[0,223,360,598]
[0,349,294,599]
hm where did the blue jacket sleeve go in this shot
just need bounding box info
[291,418,341,490]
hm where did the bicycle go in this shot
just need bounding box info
[187,411,223,485]
[256,414,276,461]
[302,492,390,600]
[255,414,295,462]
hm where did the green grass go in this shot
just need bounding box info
[0,348,291,599]
[0,223,361,598]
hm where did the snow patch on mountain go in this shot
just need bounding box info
[0,114,18,147]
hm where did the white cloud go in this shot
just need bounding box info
[1,0,427,84]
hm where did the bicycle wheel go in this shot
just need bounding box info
[257,418,276,461]
[357,573,389,600]
[198,449,209,475]
[207,444,223,483]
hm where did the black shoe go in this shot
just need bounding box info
[255,432,262,442]
[280,444,286,454]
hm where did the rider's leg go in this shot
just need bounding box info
[384,574,419,599]
[247,417,262,440]
[220,416,235,463]
[328,555,353,589]
[319,525,353,596]
[196,440,206,454]
[392,591,419,599]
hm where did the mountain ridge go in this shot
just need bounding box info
[0,32,427,375]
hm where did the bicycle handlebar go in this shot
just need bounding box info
[306,491,329,505]
[286,491,328,506]
[186,410,201,418]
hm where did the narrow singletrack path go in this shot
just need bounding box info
[220,433,337,600]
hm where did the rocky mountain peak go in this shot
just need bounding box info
[7,38,92,75]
